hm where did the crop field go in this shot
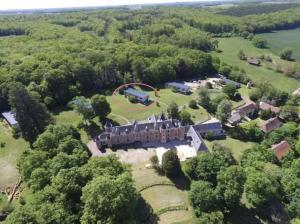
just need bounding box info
[260,28,300,61]
[213,37,300,92]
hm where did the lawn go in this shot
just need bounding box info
[260,28,300,61]
[131,163,197,224]
[213,37,300,92]
[0,121,28,189]
[106,88,209,125]
[205,137,255,161]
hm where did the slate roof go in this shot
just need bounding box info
[193,120,224,135]
[124,88,149,99]
[187,126,208,152]
[272,140,290,160]
[259,102,280,114]
[166,82,190,91]
[260,117,282,133]
[1,111,18,126]
[223,78,241,88]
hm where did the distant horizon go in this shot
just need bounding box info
[0,0,221,11]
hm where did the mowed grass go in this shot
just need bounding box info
[213,37,300,92]
[260,28,300,61]
[106,88,209,124]
[0,121,28,189]
[205,137,255,161]
[132,163,197,224]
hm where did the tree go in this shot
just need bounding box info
[150,155,160,171]
[189,180,217,216]
[260,109,273,120]
[91,94,111,122]
[245,167,278,207]
[161,150,181,177]
[198,87,211,110]
[81,173,138,224]
[188,99,198,109]
[216,100,232,123]
[72,96,94,123]
[222,83,237,99]
[167,101,179,119]
[279,48,293,61]
[238,50,247,60]
[9,83,52,144]
[179,110,192,125]
[280,105,299,122]
[198,211,224,224]
[5,207,37,224]
[184,151,230,183]
[252,36,267,48]
[216,166,246,208]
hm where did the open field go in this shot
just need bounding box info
[0,121,28,189]
[260,28,300,61]
[132,163,197,224]
[205,137,255,161]
[213,37,300,92]
[106,88,210,125]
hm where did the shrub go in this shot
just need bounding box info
[128,95,138,103]
[260,109,273,120]
[150,155,160,171]
[189,99,198,109]
[161,150,181,178]
[280,48,293,61]
[205,82,213,89]
[0,141,5,148]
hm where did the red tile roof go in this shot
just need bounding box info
[260,117,282,133]
[272,140,290,160]
[259,102,280,114]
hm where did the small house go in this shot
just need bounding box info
[124,88,149,104]
[260,117,282,133]
[165,82,190,94]
[229,101,257,125]
[1,111,18,127]
[272,140,290,160]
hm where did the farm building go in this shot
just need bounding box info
[272,140,290,160]
[260,117,282,133]
[222,78,241,88]
[165,82,191,94]
[1,111,18,127]
[259,102,280,114]
[124,88,149,104]
[228,101,257,125]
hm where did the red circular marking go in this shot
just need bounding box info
[111,83,160,111]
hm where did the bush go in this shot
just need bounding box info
[260,109,273,120]
[204,131,215,141]
[252,36,267,48]
[0,141,5,148]
[44,96,56,108]
[280,48,293,61]
[128,95,138,103]
[205,82,213,89]
[150,155,160,171]
[171,87,178,93]
[161,150,181,178]
[189,99,198,109]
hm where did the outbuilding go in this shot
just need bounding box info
[165,82,191,94]
[124,88,149,104]
[1,111,18,127]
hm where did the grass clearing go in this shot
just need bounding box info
[131,162,197,224]
[213,37,300,92]
[0,121,28,189]
[205,137,255,161]
[107,88,209,124]
[260,28,300,61]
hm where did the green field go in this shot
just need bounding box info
[260,28,300,61]
[132,163,197,224]
[213,37,300,92]
[107,88,210,125]
[0,121,28,189]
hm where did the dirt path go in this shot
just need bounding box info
[110,113,130,124]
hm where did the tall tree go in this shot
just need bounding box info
[161,150,181,177]
[91,94,111,122]
[167,101,179,119]
[216,99,232,123]
[9,83,52,144]
[81,173,138,224]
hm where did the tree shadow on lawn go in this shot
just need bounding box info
[225,204,263,224]
[135,196,159,224]
[169,170,191,191]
